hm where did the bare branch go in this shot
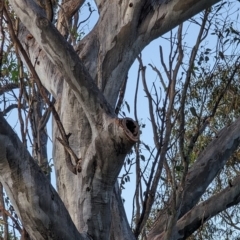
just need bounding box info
[0,83,19,95]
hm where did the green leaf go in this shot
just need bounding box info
[175,165,184,172]
[125,101,130,113]
[190,107,198,117]
[11,69,19,82]
[219,51,224,59]
[142,142,150,151]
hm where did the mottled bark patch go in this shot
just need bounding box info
[173,0,195,12]
[152,13,166,30]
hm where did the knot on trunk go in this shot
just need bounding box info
[117,118,139,142]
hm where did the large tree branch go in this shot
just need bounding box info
[77,0,222,106]
[154,174,240,239]
[13,0,222,109]
[148,116,240,238]
[0,114,88,240]
[138,0,220,40]
[9,0,114,127]
[8,3,140,237]
[180,116,240,218]
[12,7,138,238]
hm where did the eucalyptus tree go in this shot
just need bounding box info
[1,0,239,240]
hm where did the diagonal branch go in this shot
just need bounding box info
[9,0,115,127]
[148,115,240,239]
[157,174,240,239]
[179,117,240,219]
[3,6,80,174]
[0,114,88,240]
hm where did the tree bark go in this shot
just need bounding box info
[148,116,240,238]
[153,173,240,240]
[0,114,86,240]
[4,0,230,239]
